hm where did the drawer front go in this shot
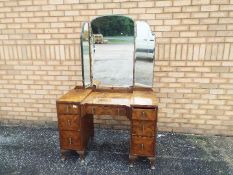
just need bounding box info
[132,120,155,137]
[60,131,81,150]
[131,136,155,156]
[132,108,156,121]
[57,103,79,114]
[58,115,80,131]
[86,105,127,116]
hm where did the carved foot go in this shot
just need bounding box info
[129,155,137,168]
[76,151,85,163]
[148,157,156,170]
[61,150,67,161]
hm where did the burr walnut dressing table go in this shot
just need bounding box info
[56,16,158,169]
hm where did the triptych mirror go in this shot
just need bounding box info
[80,15,155,88]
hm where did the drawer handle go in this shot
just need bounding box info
[68,137,72,145]
[141,111,145,118]
[141,144,144,150]
[67,120,71,126]
[66,105,69,113]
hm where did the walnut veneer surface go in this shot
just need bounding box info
[56,86,158,169]
[58,87,158,107]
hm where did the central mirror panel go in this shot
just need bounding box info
[91,16,134,87]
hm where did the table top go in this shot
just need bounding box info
[57,87,158,107]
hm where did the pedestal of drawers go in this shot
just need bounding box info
[56,102,93,161]
[129,107,157,169]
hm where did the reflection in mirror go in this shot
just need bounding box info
[81,22,92,87]
[134,21,155,87]
[91,15,134,87]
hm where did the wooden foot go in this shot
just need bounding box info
[148,157,156,170]
[61,150,67,161]
[76,151,85,162]
[129,155,137,168]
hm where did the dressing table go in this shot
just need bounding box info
[56,16,158,169]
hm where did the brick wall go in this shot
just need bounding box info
[0,0,233,135]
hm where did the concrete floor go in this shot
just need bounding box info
[0,126,233,175]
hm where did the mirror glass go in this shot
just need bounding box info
[134,21,155,87]
[81,22,92,87]
[91,15,134,87]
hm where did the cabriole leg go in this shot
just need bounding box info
[148,157,156,170]
[60,149,67,161]
[129,155,137,168]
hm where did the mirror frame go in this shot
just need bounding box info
[80,22,93,88]
[80,16,156,89]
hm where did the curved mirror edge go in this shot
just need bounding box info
[134,21,155,88]
[81,22,92,88]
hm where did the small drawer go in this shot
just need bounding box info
[131,136,155,156]
[132,120,155,137]
[58,115,80,131]
[60,131,81,150]
[57,103,79,114]
[132,108,156,121]
[86,105,127,116]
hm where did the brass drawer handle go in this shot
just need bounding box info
[67,119,71,126]
[68,137,72,144]
[141,111,145,118]
[66,105,69,113]
[141,143,144,150]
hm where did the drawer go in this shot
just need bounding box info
[86,105,127,116]
[132,108,156,121]
[131,136,155,156]
[57,103,79,114]
[58,115,80,131]
[132,120,155,137]
[60,131,81,150]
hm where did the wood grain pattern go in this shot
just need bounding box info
[132,120,155,137]
[57,103,79,114]
[60,131,81,150]
[58,115,80,131]
[131,136,155,156]
[132,108,157,121]
[85,105,127,116]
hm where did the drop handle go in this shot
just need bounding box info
[141,144,144,150]
[68,137,72,145]
[67,119,71,126]
[66,105,69,113]
[141,111,145,118]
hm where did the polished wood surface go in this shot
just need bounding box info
[58,88,92,103]
[132,108,157,121]
[132,120,155,137]
[56,86,158,169]
[58,115,80,131]
[131,136,155,156]
[57,103,79,114]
